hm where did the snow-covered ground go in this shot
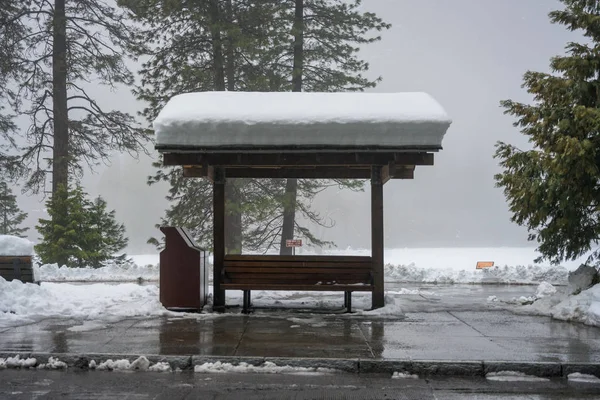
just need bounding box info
[0,278,172,327]
[34,247,578,284]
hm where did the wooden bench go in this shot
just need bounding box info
[0,256,35,283]
[221,255,373,313]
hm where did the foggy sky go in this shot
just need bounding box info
[11,0,578,253]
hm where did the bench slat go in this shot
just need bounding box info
[226,272,370,280]
[0,256,32,264]
[223,261,371,268]
[220,283,373,291]
[224,255,371,263]
[224,267,371,275]
[225,275,370,283]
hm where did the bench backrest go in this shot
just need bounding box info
[0,256,34,283]
[223,255,373,286]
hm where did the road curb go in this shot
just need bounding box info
[1,352,599,378]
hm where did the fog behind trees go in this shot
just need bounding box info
[13,0,575,253]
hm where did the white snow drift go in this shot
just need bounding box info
[0,277,171,327]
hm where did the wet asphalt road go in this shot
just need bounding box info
[1,369,600,400]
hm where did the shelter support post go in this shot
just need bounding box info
[213,167,226,312]
[371,166,385,309]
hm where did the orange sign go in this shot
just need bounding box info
[476,261,494,269]
[286,239,302,247]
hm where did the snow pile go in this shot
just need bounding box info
[194,361,335,375]
[0,277,170,327]
[550,284,600,326]
[567,373,600,383]
[149,362,173,372]
[496,282,556,306]
[37,357,67,370]
[486,371,549,382]
[92,356,170,372]
[154,92,451,149]
[384,263,568,285]
[497,282,600,327]
[0,235,34,256]
[392,371,419,379]
[35,262,159,282]
[357,294,403,317]
[535,281,557,298]
[0,355,37,369]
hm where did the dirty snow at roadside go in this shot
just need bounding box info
[194,361,335,375]
[0,355,37,369]
[486,371,549,382]
[0,277,171,327]
[567,373,600,383]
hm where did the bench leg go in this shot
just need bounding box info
[242,290,251,314]
[345,291,352,313]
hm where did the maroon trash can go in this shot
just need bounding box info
[159,227,208,310]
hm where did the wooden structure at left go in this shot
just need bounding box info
[0,256,34,283]
[159,227,208,310]
[153,92,452,311]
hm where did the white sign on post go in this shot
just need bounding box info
[286,239,302,255]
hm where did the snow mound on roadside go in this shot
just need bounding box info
[92,356,171,372]
[567,373,600,383]
[486,371,549,382]
[194,361,335,375]
[0,355,37,369]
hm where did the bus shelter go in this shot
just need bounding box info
[153,92,451,311]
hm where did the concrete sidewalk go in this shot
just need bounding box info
[1,285,599,376]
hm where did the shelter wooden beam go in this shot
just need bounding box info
[163,152,434,167]
[371,167,385,309]
[226,167,368,179]
[213,167,226,312]
[183,165,214,181]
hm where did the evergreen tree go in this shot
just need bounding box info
[6,0,149,214]
[126,0,385,253]
[495,0,600,265]
[36,186,89,267]
[0,1,29,177]
[0,181,29,237]
[86,196,129,267]
[35,186,128,267]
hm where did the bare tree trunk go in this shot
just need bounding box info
[209,0,226,92]
[52,0,69,267]
[224,0,243,254]
[211,0,243,255]
[280,0,304,255]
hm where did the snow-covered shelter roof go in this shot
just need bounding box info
[153,92,451,150]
